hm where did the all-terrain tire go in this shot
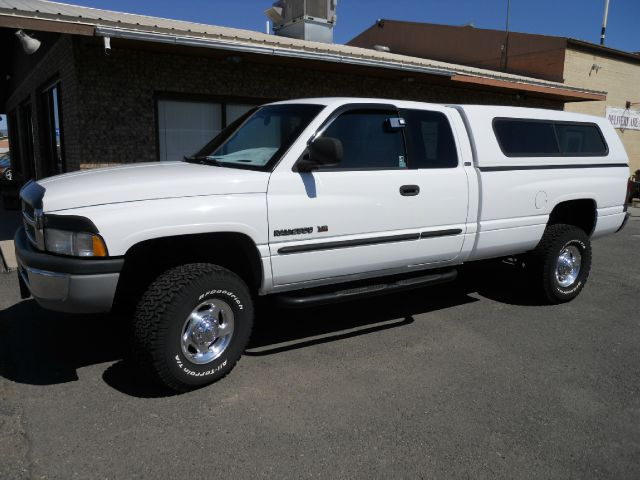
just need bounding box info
[132,263,253,392]
[527,224,592,304]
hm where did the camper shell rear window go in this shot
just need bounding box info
[493,118,608,157]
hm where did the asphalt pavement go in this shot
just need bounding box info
[1,211,639,479]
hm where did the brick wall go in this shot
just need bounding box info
[563,47,640,173]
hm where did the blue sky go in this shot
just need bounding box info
[65,0,638,51]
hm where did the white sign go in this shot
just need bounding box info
[606,107,640,131]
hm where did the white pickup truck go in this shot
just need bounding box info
[15,98,630,391]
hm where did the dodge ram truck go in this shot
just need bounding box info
[15,98,630,391]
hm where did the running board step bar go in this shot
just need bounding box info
[275,269,458,308]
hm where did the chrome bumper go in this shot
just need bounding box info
[18,264,120,313]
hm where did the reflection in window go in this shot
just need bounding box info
[493,118,608,157]
[156,99,260,162]
[403,110,458,168]
[321,110,407,169]
[41,82,65,175]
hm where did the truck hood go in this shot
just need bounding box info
[38,162,270,212]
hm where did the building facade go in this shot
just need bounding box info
[563,42,640,173]
[0,1,606,184]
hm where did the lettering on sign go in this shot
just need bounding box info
[606,107,640,131]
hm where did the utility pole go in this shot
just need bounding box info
[600,0,610,45]
[500,0,511,71]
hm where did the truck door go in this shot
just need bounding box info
[267,105,469,287]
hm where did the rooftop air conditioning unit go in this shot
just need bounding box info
[265,0,337,43]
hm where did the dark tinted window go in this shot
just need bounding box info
[493,118,608,157]
[494,120,559,156]
[403,110,458,168]
[320,110,406,169]
[555,123,607,155]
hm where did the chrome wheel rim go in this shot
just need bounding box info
[181,299,235,365]
[555,245,582,288]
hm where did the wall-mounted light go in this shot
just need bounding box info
[15,30,41,54]
[590,63,602,74]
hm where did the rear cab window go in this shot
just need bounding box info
[493,118,608,157]
[401,109,458,168]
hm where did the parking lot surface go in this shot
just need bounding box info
[1,212,639,479]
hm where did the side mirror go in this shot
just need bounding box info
[297,137,343,172]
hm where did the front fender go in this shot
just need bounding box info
[52,194,269,257]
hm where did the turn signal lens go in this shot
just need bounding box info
[44,228,108,257]
[92,235,108,257]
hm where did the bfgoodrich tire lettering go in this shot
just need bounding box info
[132,263,253,392]
[528,224,592,304]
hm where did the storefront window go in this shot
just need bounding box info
[156,99,259,162]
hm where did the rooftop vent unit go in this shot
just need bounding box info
[265,0,337,44]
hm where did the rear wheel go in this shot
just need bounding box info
[528,224,592,304]
[132,263,253,392]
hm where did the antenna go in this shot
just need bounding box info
[500,0,511,71]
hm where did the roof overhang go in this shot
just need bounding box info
[451,74,606,102]
[0,8,607,104]
[94,26,606,103]
[94,26,454,79]
[0,13,94,36]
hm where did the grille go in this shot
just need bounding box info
[21,199,43,250]
[22,200,34,220]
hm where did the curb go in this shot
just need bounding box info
[0,240,17,273]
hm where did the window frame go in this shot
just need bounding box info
[301,103,409,172]
[17,99,36,179]
[153,93,274,162]
[39,78,66,176]
[6,110,22,178]
[492,117,609,158]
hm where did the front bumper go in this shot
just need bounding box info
[15,228,123,313]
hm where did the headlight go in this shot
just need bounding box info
[45,228,108,257]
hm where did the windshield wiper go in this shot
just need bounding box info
[184,155,222,166]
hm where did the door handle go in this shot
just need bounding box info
[399,185,420,196]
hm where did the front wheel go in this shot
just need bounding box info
[527,224,592,304]
[132,263,254,392]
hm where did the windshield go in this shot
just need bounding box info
[191,104,324,171]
